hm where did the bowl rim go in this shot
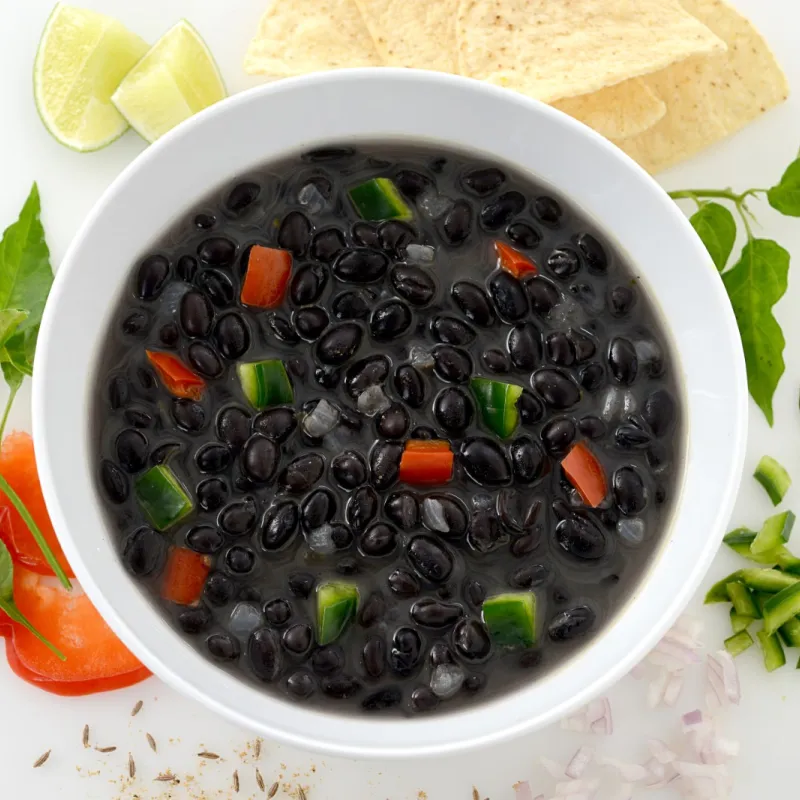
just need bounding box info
[32,68,748,759]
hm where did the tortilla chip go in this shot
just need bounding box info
[455,0,726,104]
[354,0,460,72]
[612,0,789,173]
[243,0,382,76]
[553,79,667,140]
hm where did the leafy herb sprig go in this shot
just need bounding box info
[669,155,800,426]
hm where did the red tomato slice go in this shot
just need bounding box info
[0,432,74,578]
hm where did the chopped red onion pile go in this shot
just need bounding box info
[517,615,740,799]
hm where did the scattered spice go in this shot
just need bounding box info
[155,771,178,783]
[198,751,220,759]
[146,733,157,753]
[268,780,280,798]
[128,752,136,779]
[95,745,117,753]
[256,767,265,791]
[299,787,307,800]
[232,769,240,793]
[254,738,262,759]
[32,750,51,768]
[82,724,90,748]
[131,700,143,717]
[472,790,480,800]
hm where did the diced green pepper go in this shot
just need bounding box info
[482,592,536,647]
[134,465,193,531]
[740,568,800,594]
[751,510,795,555]
[779,615,800,648]
[470,378,524,439]
[704,570,744,603]
[754,456,791,506]
[730,609,753,634]
[237,359,293,409]
[348,178,412,221]
[723,529,799,568]
[316,581,359,646]
[763,582,800,635]
[724,629,754,657]
[753,591,771,617]
[757,629,786,671]
[727,581,761,618]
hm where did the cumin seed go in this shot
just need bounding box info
[95,746,117,753]
[33,750,51,768]
[298,787,307,800]
[232,769,240,793]
[256,767,265,791]
[82,724,90,748]
[198,751,220,759]
[268,781,279,798]
[146,733,157,753]
[155,771,177,783]
[128,753,136,779]
[131,700,143,717]
[254,738,262,759]
[472,789,480,800]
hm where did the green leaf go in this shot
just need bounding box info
[0,310,27,350]
[767,159,800,216]
[722,239,790,425]
[0,540,13,602]
[689,203,737,271]
[0,362,24,393]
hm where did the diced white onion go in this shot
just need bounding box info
[564,746,594,779]
[302,399,339,437]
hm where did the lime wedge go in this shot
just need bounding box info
[111,20,226,143]
[33,4,149,152]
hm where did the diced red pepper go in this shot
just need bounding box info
[561,441,608,508]
[495,240,538,278]
[241,245,292,308]
[161,547,211,606]
[146,351,206,400]
[398,440,454,486]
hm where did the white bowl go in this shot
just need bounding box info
[33,69,747,759]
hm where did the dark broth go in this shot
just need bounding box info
[93,143,683,715]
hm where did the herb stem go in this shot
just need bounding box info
[0,599,65,660]
[0,474,71,589]
[668,188,766,203]
[0,387,17,443]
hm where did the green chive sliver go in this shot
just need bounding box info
[134,465,193,531]
[237,359,293,409]
[348,178,412,222]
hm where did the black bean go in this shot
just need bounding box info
[534,196,562,225]
[407,535,453,582]
[196,268,235,307]
[432,345,472,384]
[452,282,495,326]
[248,628,282,681]
[204,572,235,606]
[286,671,315,699]
[509,564,549,589]
[100,460,128,503]
[176,254,198,282]
[252,408,296,443]
[429,643,455,667]
[424,494,468,536]
[532,368,581,409]
[433,387,473,434]
[358,592,386,628]
[108,375,129,409]
[410,686,439,712]
[462,167,505,196]
[385,568,420,598]
[613,466,647,515]
[121,309,149,337]
[376,404,410,439]
[124,407,152,429]
[264,598,292,626]
[333,248,389,283]
[188,342,223,378]
[378,220,415,254]
[556,514,607,559]
[360,522,397,557]
[507,222,541,249]
[460,437,511,486]
[442,200,473,245]
[343,356,389,399]
[467,510,506,553]
[511,532,540,557]
[411,426,437,440]
[389,627,423,676]
[288,572,315,598]
[411,598,463,628]
[328,525,352,551]
[548,605,596,641]
[226,545,255,573]
[609,285,636,317]
[267,313,300,344]
[578,415,606,440]
[615,422,652,449]
[482,348,509,373]
[510,436,546,483]
[314,365,340,389]
[507,323,542,370]
[280,454,325,493]
[311,228,346,263]
[136,255,169,300]
[194,479,225,513]
[259,500,299,551]
[293,306,329,341]
[238,587,262,603]
[194,443,229,474]
[214,407,249,449]
[464,580,486,610]
[277,211,312,257]
[579,363,606,392]
[541,417,576,455]
[525,276,560,314]
[214,313,250,359]
[384,491,419,530]
[431,317,475,347]
[186,525,224,554]
[179,291,212,338]
[393,364,425,408]
[282,623,312,656]
[207,633,239,661]
[643,389,676,437]
[115,429,147,473]
[316,323,363,365]
[453,619,491,661]
[332,289,371,320]
[577,233,608,272]
[290,264,327,306]
[343,487,375,533]
[304,146,354,162]
[328,452,365,491]
[170,399,205,432]
[351,222,379,249]
[488,271,529,321]
[225,181,260,214]
[608,337,638,385]
[481,191,525,230]
[312,645,344,676]
[178,605,211,635]
[362,637,388,679]
[122,527,165,577]
[395,169,432,199]
[368,300,412,342]
[323,676,362,699]
[336,557,359,576]
[219,498,257,536]
[197,237,236,266]
[545,331,574,366]
[568,329,596,363]
[547,247,580,279]
[390,265,436,307]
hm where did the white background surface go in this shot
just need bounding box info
[0,1,798,797]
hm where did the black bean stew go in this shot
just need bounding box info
[94,145,683,715]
